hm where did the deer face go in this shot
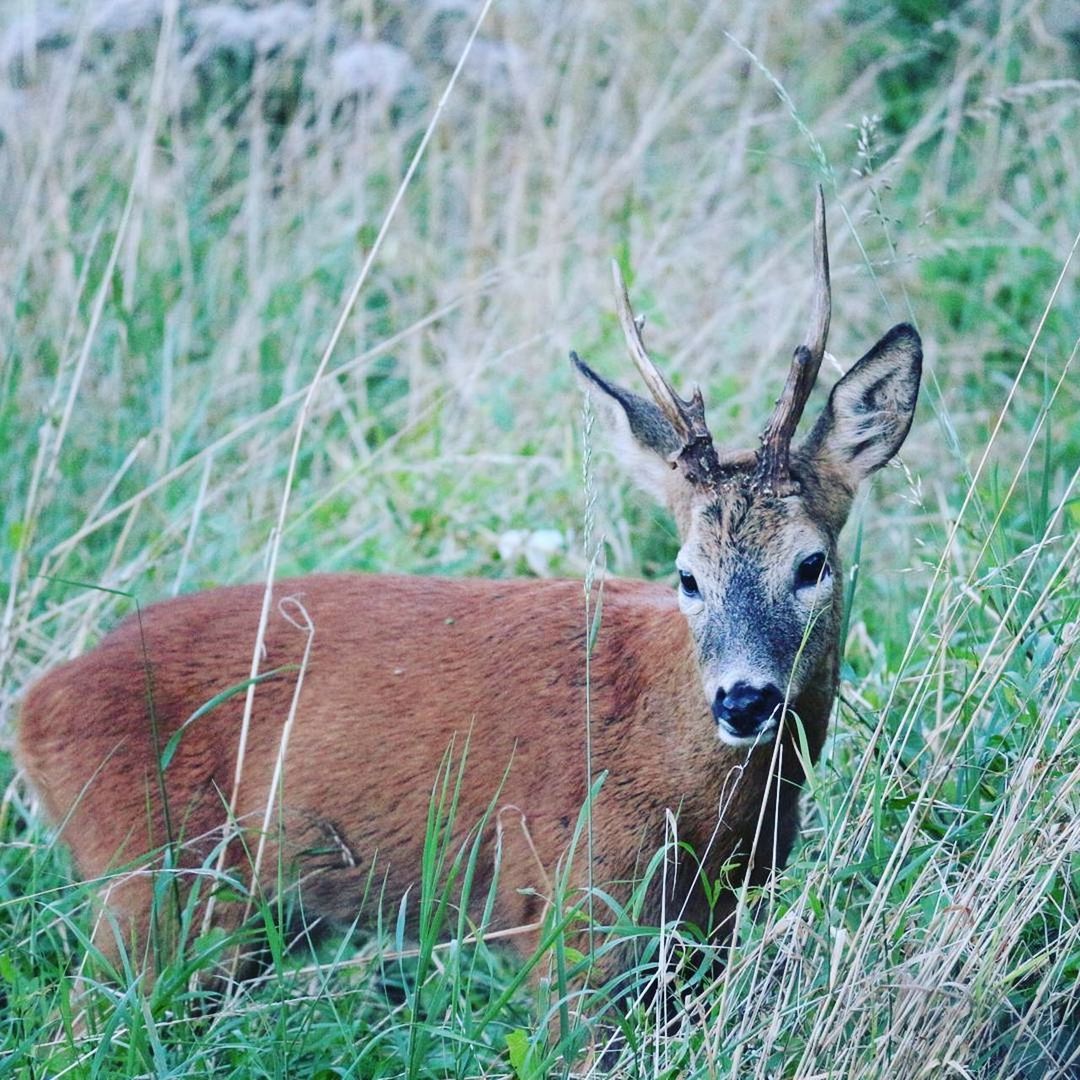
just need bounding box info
[573,190,922,746]
[673,484,843,745]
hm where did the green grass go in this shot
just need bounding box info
[3,0,1080,1075]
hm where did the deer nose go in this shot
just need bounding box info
[713,682,785,739]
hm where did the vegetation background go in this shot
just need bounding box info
[1,0,1078,1075]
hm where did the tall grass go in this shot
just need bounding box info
[2,0,1078,1075]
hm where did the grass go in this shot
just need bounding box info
[2,0,1079,1075]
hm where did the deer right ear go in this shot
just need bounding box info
[571,351,682,504]
[802,322,922,491]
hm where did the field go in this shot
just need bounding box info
[2,0,1079,1075]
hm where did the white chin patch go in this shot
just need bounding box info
[715,719,779,748]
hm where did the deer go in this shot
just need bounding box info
[17,189,921,998]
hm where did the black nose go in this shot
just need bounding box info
[713,681,785,738]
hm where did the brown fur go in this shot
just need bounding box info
[18,574,823,968]
[16,317,921,987]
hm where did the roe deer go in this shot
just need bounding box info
[17,188,921,989]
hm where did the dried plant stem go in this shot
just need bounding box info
[201,0,497,942]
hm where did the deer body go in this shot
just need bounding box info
[19,573,828,967]
[17,190,922,985]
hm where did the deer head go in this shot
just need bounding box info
[573,188,922,747]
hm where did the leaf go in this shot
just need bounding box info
[159,665,298,769]
[506,1029,530,1073]
[506,1028,543,1080]
[587,588,603,657]
[561,946,587,968]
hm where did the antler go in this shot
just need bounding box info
[612,260,723,488]
[754,185,832,496]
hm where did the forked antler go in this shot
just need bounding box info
[754,185,832,496]
[612,261,723,488]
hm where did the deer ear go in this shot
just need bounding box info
[802,323,922,490]
[571,352,682,504]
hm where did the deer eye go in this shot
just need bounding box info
[678,570,700,598]
[795,552,831,590]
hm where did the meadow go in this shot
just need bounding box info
[1,0,1078,1075]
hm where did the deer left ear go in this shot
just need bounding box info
[801,322,922,490]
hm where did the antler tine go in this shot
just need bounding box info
[755,185,832,495]
[804,183,832,367]
[611,260,699,443]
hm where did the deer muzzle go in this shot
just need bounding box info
[712,681,785,744]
